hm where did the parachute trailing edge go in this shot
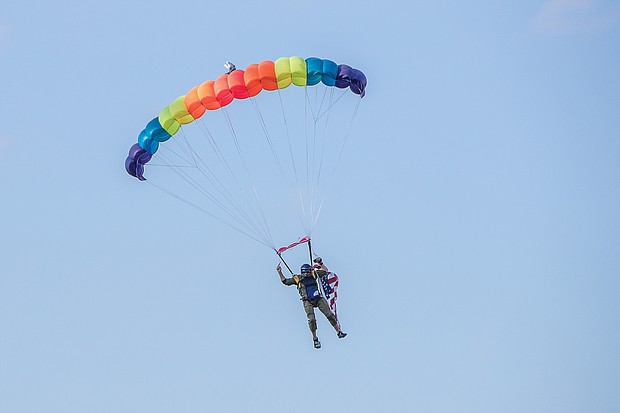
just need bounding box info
[125,57,367,180]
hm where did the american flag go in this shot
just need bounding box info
[319,272,339,319]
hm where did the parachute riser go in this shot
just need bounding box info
[307,239,324,298]
[308,239,314,274]
[277,252,294,275]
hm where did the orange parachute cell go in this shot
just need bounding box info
[244,64,262,97]
[258,60,277,91]
[197,80,221,110]
[185,86,207,119]
[228,70,250,99]
[214,74,234,107]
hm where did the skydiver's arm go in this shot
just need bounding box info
[314,262,329,273]
[277,263,296,285]
[277,263,286,282]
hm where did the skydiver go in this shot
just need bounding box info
[277,262,347,349]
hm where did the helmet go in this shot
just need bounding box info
[313,256,323,264]
[300,264,312,274]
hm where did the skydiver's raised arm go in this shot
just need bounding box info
[313,257,329,273]
[277,263,297,285]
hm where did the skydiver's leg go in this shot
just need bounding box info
[316,298,341,333]
[303,301,318,340]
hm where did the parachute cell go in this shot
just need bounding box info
[214,74,234,107]
[125,143,152,180]
[145,117,171,143]
[258,60,278,91]
[169,96,194,125]
[198,80,221,110]
[306,57,323,86]
[274,57,293,89]
[138,129,159,154]
[158,107,180,136]
[244,64,263,97]
[289,56,307,86]
[229,70,250,99]
[185,87,207,119]
[321,60,338,86]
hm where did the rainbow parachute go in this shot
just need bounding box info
[125,57,366,181]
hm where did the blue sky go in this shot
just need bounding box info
[1,1,619,412]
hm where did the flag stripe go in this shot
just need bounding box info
[320,272,339,319]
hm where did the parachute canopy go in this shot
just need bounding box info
[125,57,366,180]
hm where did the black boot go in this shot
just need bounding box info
[313,338,321,349]
[337,331,347,339]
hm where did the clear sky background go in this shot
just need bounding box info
[1,1,619,412]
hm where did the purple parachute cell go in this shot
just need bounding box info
[335,65,353,89]
[135,163,146,181]
[125,157,138,177]
[136,151,152,165]
[126,143,151,179]
[349,69,367,97]
[128,143,146,159]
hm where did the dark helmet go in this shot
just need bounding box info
[300,264,312,274]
